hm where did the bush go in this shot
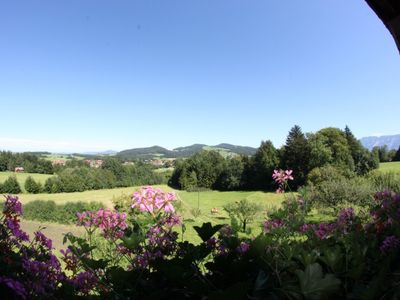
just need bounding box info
[5,188,400,299]
[366,170,400,193]
[0,176,21,194]
[307,177,375,212]
[223,199,262,233]
[23,200,104,224]
[307,165,354,186]
[24,176,43,194]
[23,200,57,222]
[112,193,132,213]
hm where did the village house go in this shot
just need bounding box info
[51,159,66,166]
[84,159,104,168]
[14,167,24,173]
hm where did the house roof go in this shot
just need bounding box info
[366,0,400,53]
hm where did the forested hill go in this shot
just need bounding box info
[116,143,257,160]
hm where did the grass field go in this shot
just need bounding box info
[380,161,400,173]
[43,154,85,161]
[0,171,53,193]
[20,219,85,250]
[14,185,285,247]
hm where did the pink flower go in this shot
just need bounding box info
[237,242,250,254]
[72,271,98,295]
[272,169,294,193]
[284,170,294,180]
[3,195,23,216]
[263,219,285,233]
[76,209,127,240]
[34,231,53,250]
[131,186,177,215]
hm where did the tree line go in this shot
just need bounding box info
[371,145,399,162]
[0,151,53,174]
[0,157,165,194]
[41,158,165,193]
[170,126,381,191]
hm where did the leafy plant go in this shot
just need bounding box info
[295,263,341,300]
[224,199,262,232]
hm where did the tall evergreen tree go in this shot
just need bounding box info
[344,126,378,174]
[249,140,279,190]
[281,125,309,187]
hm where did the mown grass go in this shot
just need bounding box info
[20,219,85,250]
[0,171,53,193]
[16,185,170,207]
[380,161,400,173]
[175,189,284,243]
[42,154,84,161]
[13,185,286,246]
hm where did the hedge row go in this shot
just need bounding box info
[22,200,104,224]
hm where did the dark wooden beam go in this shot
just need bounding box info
[366,0,400,53]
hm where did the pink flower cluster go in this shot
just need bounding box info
[299,208,358,240]
[206,237,228,256]
[34,231,53,250]
[0,195,71,299]
[370,190,400,233]
[380,235,400,254]
[263,218,285,233]
[236,242,250,254]
[272,169,294,193]
[2,195,29,245]
[77,208,127,240]
[3,195,23,216]
[60,248,79,273]
[131,186,177,214]
[115,212,182,269]
[71,271,98,295]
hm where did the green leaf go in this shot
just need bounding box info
[193,222,224,242]
[121,232,144,250]
[252,270,269,299]
[319,246,343,273]
[208,281,250,300]
[295,263,340,300]
[82,257,109,270]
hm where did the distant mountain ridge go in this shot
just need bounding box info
[360,134,400,150]
[116,143,257,160]
[82,150,118,156]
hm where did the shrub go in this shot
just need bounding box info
[223,199,262,233]
[23,200,104,224]
[5,188,400,299]
[307,164,354,186]
[23,200,57,222]
[307,177,375,211]
[60,201,104,224]
[112,193,132,213]
[366,170,400,193]
[24,176,42,194]
[0,176,21,194]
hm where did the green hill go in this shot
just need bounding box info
[116,143,257,160]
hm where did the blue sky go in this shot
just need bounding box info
[0,0,399,152]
